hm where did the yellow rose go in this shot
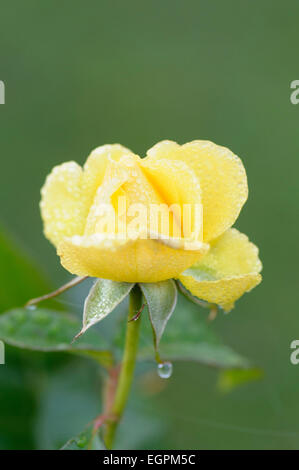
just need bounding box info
[40,140,262,311]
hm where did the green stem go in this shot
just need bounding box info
[104,285,142,449]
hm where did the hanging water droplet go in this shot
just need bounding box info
[157,361,173,379]
[26,304,37,310]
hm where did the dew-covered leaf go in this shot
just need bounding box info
[0,308,113,367]
[77,279,135,337]
[140,280,177,351]
[138,295,250,369]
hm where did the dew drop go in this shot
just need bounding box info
[26,305,37,310]
[76,435,88,448]
[157,361,173,379]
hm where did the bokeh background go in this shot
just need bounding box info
[0,0,298,449]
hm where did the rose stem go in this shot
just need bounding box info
[103,285,142,449]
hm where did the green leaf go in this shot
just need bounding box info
[0,308,114,368]
[77,279,135,338]
[138,296,250,369]
[0,225,51,313]
[218,367,263,393]
[140,280,177,351]
[61,423,106,450]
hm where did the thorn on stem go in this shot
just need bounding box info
[128,303,145,322]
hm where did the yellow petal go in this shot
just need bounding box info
[82,144,134,212]
[146,140,248,242]
[179,228,262,311]
[40,145,134,247]
[58,236,206,283]
[40,162,86,246]
[141,158,203,242]
[83,156,132,237]
[83,153,166,237]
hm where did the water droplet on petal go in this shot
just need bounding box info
[157,361,173,379]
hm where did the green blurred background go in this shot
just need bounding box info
[0,0,298,449]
